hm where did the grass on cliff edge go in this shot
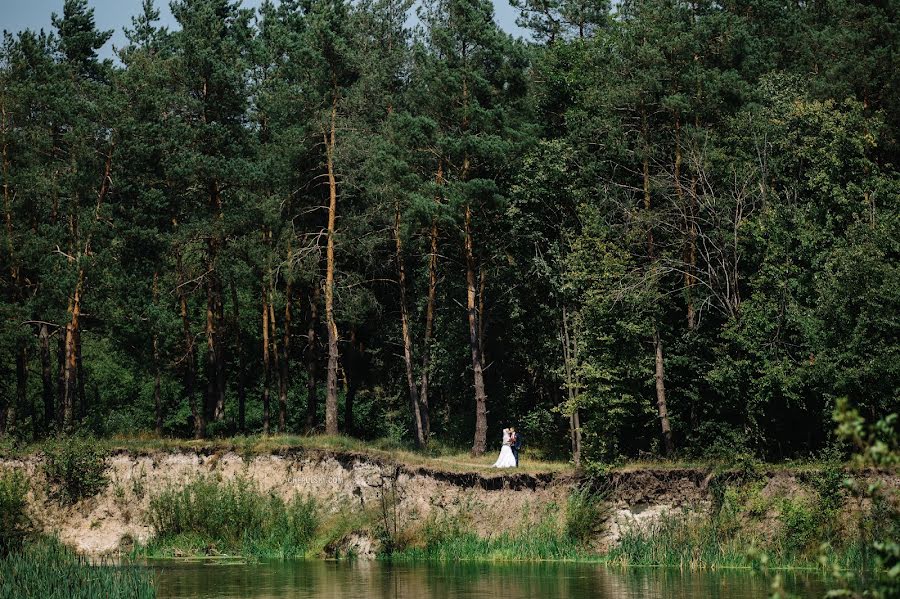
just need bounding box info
[4,433,883,478]
[2,434,574,476]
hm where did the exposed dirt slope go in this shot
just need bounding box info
[2,449,895,556]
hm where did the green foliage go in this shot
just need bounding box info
[41,436,109,505]
[809,447,845,516]
[830,400,900,597]
[392,504,588,562]
[0,469,31,555]
[564,485,607,545]
[0,0,896,473]
[610,511,738,569]
[777,498,820,557]
[145,475,318,558]
[0,537,154,599]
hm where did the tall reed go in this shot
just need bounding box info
[144,475,318,558]
[0,537,155,599]
[390,504,592,562]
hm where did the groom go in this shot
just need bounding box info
[511,428,523,467]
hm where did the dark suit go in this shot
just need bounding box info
[511,434,523,467]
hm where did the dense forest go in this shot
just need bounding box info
[0,0,896,465]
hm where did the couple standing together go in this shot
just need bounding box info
[493,427,523,468]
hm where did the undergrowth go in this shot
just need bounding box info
[143,475,318,559]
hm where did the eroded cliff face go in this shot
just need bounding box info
[2,450,575,555]
[3,450,894,557]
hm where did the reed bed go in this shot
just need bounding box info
[0,538,155,599]
[143,475,318,559]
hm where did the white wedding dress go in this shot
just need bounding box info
[493,429,517,468]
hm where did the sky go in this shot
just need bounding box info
[1,0,531,57]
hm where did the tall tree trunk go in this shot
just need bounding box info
[305,286,319,431]
[76,327,86,419]
[465,202,488,457]
[177,258,202,439]
[654,328,674,455]
[40,324,54,432]
[204,277,226,424]
[323,101,340,436]
[268,293,281,432]
[230,279,247,433]
[395,204,426,447]
[561,306,581,468]
[419,169,444,439]
[152,271,163,436]
[262,286,271,435]
[477,266,487,364]
[62,143,112,430]
[62,272,83,430]
[206,180,226,424]
[419,161,442,441]
[278,280,292,433]
[643,108,674,456]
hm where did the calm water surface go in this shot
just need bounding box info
[151,560,828,599]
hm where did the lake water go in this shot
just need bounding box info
[151,559,829,598]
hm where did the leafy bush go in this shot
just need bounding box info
[0,537,154,599]
[146,475,318,558]
[565,485,607,544]
[0,469,31,554]
[41,436,109,505]
[810,446,845,515]
[685,421,755,460]
[832,400,900,596]
[777,498,820,557]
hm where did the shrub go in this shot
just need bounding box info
[685,421,754,460]
[0,469,31,554]
[810,446,845,515]
[41,436,109,505]
[146,475,318,558]
[777,498,820,557]
[565,485,607,545]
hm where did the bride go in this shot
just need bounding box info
[492,428,517,468]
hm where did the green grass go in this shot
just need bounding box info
[604,504,889,572]
[1,434,573,476]
[388,496,604,563]
[142,475,318,559]
[6,432,889,481]
[0,537,155,599]
[390,513,592,562]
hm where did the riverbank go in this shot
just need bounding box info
[1,436,897,573]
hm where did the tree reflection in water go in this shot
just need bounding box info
[152,559,828,599]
